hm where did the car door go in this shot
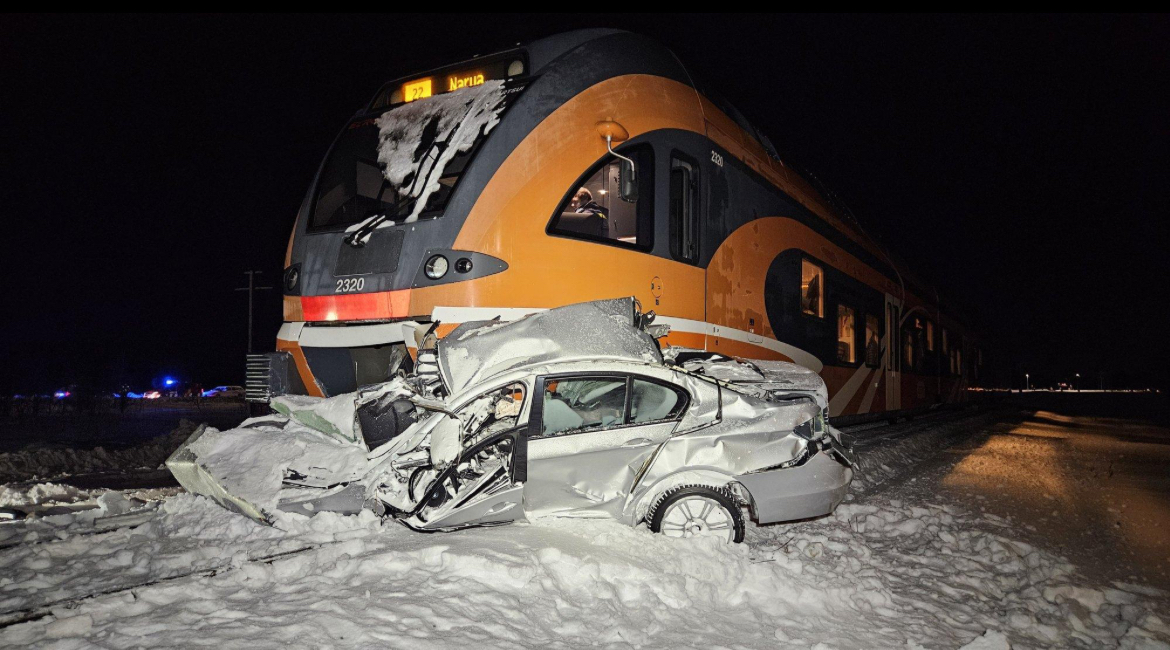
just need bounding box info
[525,373,689,519]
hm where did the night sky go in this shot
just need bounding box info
[2,14,1167,392]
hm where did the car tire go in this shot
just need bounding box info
[647,485,745,543]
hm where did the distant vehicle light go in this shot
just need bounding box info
[144,390,161,399]
[164,377,177,387]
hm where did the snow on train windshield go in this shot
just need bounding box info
[309,80,509,234]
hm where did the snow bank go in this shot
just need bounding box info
[0,493,387,621]
[0,483,94,508]
[2,489,1166,648]
[0,420,199,483]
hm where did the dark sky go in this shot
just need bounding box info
[2,14,1167,391]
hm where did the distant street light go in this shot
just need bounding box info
[1026,373,1030,390]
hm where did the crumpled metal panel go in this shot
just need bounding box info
[165,420,369,524]
[526,420,677,520]
[681,355,829,405]
[621,391,820,525]
[736,453,853,523]
[437,298,662,395]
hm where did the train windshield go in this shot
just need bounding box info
[309,80,516,232]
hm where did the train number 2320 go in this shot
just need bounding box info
[335,277,365,293]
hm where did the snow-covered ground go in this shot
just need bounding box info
[0,420,199,484]
[1,408,1167,649]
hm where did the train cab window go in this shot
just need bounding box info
[865,313,881,367]
[926,320,935,352]
[311,122,402,230]
[836,305,856,364]
[670,155,700,264]
[800,260,824,317]
[549,146,654,249]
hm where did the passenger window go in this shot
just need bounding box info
[865,314,881,367]
[629,379,686,424]
[669,156,699,263]
[926,321,935,352]
[549,147,654,249]
[836,304,856,364]
[800,259,824,317]
[539,377,628,438]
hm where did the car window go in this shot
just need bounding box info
[540,377,627,438]
[628,379,686,424]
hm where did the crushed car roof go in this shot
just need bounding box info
[436,298,663,395]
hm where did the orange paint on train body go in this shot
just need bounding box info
[278,40,986,416]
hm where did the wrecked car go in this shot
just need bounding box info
[168,298,854,543]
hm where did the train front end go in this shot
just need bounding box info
[260,52,530,399]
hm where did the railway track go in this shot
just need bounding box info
[839,403,993,449]
[0,542,335,629]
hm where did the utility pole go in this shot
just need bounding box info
[235,271,273,354]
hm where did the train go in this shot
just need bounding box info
[256,29,995,421]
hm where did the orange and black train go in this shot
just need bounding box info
[268,29,995,420]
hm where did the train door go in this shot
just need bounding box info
[885,293,902,411]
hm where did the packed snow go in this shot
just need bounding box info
[2,490,1167,648]
[1,408,1167,648]
[0,482,97,509]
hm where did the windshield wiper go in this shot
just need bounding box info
[345,205,406,248]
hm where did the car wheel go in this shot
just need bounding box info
[647,485,745,543]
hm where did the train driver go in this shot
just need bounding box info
[568,187,610,237]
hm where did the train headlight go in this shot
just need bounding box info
[424,255,449,280]
[454,257,473,274]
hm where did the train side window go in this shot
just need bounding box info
[669,155,700,264]
[800,260,824,317]
[836,304,856,364]
[903,328,915,369]
[548,146,654,250]
[865,313,881,367]
[926,320,935,352]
